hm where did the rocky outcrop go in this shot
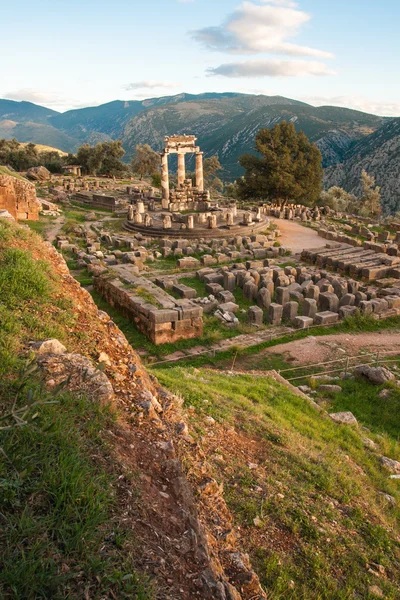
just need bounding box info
[26,165,51,181]
[324,118,400,215]
[0,170,40,220]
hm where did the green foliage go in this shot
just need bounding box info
[0,381,152,599]
[0,248,50,307]
[0,139,71,173]
[204,155,223,192]
[0,219,152,598]
[77,141,129,177]
[153,366,400,599]
[237,122,323,207]
[131,144,159,180]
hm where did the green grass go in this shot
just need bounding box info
[318,376,400,441]
[0,219,152,598]
[0,166,27,181]
[152,365,400,599]
[24,215,58,237]
[0,382,151,600]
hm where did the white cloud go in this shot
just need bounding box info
[304,95,400,117]
[4,88,63,107]
[191,1,333,58]
[207,59,335,78]
[123,81,175,91]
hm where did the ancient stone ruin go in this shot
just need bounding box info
[124,135,271,239]
[0,171,40,221]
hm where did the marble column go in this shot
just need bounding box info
[177,152,185,187]
[161,151,170,207]
[137,200,145,214]
[195,152,204,191]
[127,205,134,221]
[187,215,194,229]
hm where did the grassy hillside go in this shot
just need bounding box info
[153,364,400,599]
[0,220,151,599]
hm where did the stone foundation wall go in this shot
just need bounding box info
[0,172,40,220]
[94,276,203,345]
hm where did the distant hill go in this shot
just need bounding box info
[324,118,400,214]
[121,96,385,178]
[0,92,393,183]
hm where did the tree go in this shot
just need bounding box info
[319,186,357,212]
[131,144,160,180]
[76,141,128,177]
[203,155,223,193]
[237,122,323,207]
[360,170,382,218]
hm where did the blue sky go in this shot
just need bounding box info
[1,0,399,116]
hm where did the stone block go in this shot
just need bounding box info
[206,282,223,295]
[302,298,317,320]
[257,287,271,310]
[223,271,236,292]
[306,285,320,301]
[314,311,339,325]
[268,303,283,325]
[339,293,355,307]
[276,286,290,305]
[248,306,264,326]
[219,302,239,313]
[319,292,339,313]
[339,306,358,319]
[243,280,258,301]
[217,290,235,303]
[294,316,314,329]
[283,301,298,323]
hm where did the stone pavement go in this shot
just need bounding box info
[158,325,294,364]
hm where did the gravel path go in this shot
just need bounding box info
[263,331,400,364]
[271,218,322,253]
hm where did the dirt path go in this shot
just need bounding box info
[262,330,400,364]
[45,215,65,243]
[271,218,322,253]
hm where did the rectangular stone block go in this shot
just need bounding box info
[294,316,314,329]
[268,303,283,325]
[314,311,339,325]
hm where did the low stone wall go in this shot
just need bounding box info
[94,276,203,345]
[74,191,127,212]
[0,172,39,220]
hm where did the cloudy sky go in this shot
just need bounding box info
[1,0,399,116]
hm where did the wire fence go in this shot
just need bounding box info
[278,350,400,382]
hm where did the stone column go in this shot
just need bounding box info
[187,215,194,229]
[177,152,185,187]
[161,151,170,208]
[195,152,204,191]
[137,200,145,214]
[133,211,142,224]
[163,215,172,229]
[127,205,134,221]
[226,211,234,226]
[208,214,217,229]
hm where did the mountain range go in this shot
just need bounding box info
[1,92,399,212]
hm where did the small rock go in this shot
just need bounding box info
[380,456,400,474]
[378,389,391,399]
[205,416,216,425]
[363,438,378,451]
[368,585,384,598]
[329,412,358,425]
[354,365,395,385]
[98,351,111,366]
[298,385,312,393]
[319,384,342,393]
[176,422,189,436]
[32,338,67,355]
[379,492,396,507]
